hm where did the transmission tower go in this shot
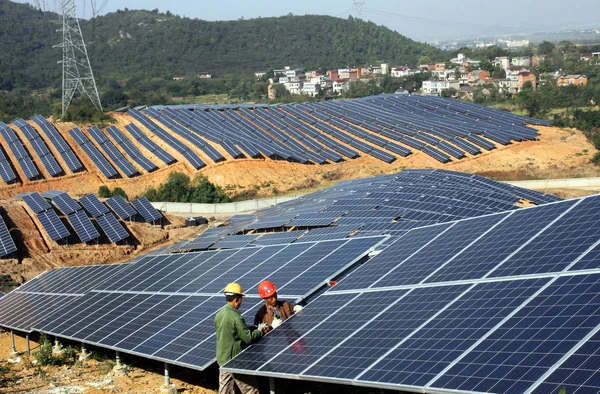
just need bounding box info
[55,0,103,116]
[353,0,365,17]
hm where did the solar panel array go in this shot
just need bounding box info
[124,123,176,165]
[139,94,546,166]
[12,118,63,176]
[0,214,17,257]
[224,195,600,394]
[4,168,597,393]
[106,195,137,220]
[68,128,118,179]
[88,126,138,177]
[37,209,70,241]
[0,236,384,371]
[0,145,17,183]
[31,115,83,172]
[68,209,100,243]
[78,194,129,243]
[0,121,39,180]
[131,197,162,223]
[129,109,206,169]
[105,126,158,172]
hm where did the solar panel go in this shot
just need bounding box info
[68,210,100,243]
[88,126,138,177]
[0,148,17,183]
[131,197,162,223]
[20,192,52,213]
[49,192,81,215]
[31,115,83,172]
[30,236,384,371]
[0,215,17,257]
[106,195,137,220]
[0,265,126,332]
[79,194,110,218]
[37,210,70,241]
[106,126,158,172]
[68,128,118,179]
[224,195,600,393]
[96,213,129,243]
[12,119,63,176]
[209,234,261,249]
[251,231,306,246]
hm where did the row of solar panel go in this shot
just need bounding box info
[18,192,162,243]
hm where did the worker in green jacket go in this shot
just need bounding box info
[215,282,267,394]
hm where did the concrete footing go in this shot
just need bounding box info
[9,351,19,359]
[112,363,127,376]
[160,383,177,394]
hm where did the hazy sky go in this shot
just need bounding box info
[16,0,600,41]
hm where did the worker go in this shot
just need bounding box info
[215,282,268,394]
[254,280,303,330]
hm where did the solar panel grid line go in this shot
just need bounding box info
[522,322,600,394]
[97,213,129,243]
[83,293,189,345]
[428,273,600,393]
[106,253,190,292]
[476,197,584,280]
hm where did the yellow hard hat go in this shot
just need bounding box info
[224,282,245,296]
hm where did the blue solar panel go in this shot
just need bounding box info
[12,119,63,176]
[38,210,70,241]
[88,126,138,177]
[68,128,118,179]
[20,192,52,213]
[0,215,17,257]
[49,192,81,215]
[68,210,100,243]
[106,126,158,172]
[79,194,110,218]
[31,115,83,172]
[0,148,17,183]
[96,213,129,243]
[124,123,176,165]
[131,197,162,223]
[106,195,137,220]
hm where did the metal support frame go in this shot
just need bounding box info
[55,0,103,116]
[10,331,17,354]
[269,377,276,394]
[164,363,170,386]
[26,334,30,355]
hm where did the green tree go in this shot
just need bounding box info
[98,185,111,198]
[538,41,555,55]
[110,187,129,200]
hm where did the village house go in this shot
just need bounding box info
[172,75,185,81]
[422,80,460,95]
[302,82,321,97]
[511,56,531,67]
[198,72,212,79]
[434,62,446,71]
[557,74,588,86]
[420,63,436,71]
[465,70,490,85]
[327,70,339,80]
[333,79,350,94]
[255,71,267,79]
[391,67,421,78]
[285,81,304,95]
[531,55,545,68]
[285,69,305,79]
[517,72,537,91]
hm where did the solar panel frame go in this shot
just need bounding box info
[68,210,100,243]
[0,215,17,257]
[131,197,162,223]
[79,194,110,218]
[37,210,70,241]
[96,213,129,243]
[106,195,137,220]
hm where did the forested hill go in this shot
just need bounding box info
[0,0,443,91]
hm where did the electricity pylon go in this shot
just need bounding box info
[353,0,365,17]
[55,0,103,116]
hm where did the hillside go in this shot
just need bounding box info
[0,0,444,92]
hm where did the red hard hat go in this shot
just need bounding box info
[258,280,277,299]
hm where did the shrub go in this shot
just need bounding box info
[98,185,111,198]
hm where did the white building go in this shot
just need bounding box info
[302,82,321,97]
[285,81,304,95]
[422,80,460,95]
[338,68,350,79]
[333,79,350,94]
[511,56,531,67]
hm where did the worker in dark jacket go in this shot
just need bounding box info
[215,282,267,394]
[254,280,303,330]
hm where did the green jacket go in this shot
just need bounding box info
[215,304,263,366]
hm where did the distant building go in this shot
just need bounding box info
[268,84,277,100]
[198,72,212,79]
[333,79,350,94]
[531,55,545,68]
[285,69,305,79]
[517,72,537,91]
[381,63,389,74]
[173,75,185,81]
[422,80,460,95]
[391,67,421,78]
[434,62,446,71]
[557,74,588,86]
[302,82,321,97]
[255,71,267,79]
[420,63,436,71]
[494,56,510,71]
[511,56,531,67]
[327,70,339,80]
